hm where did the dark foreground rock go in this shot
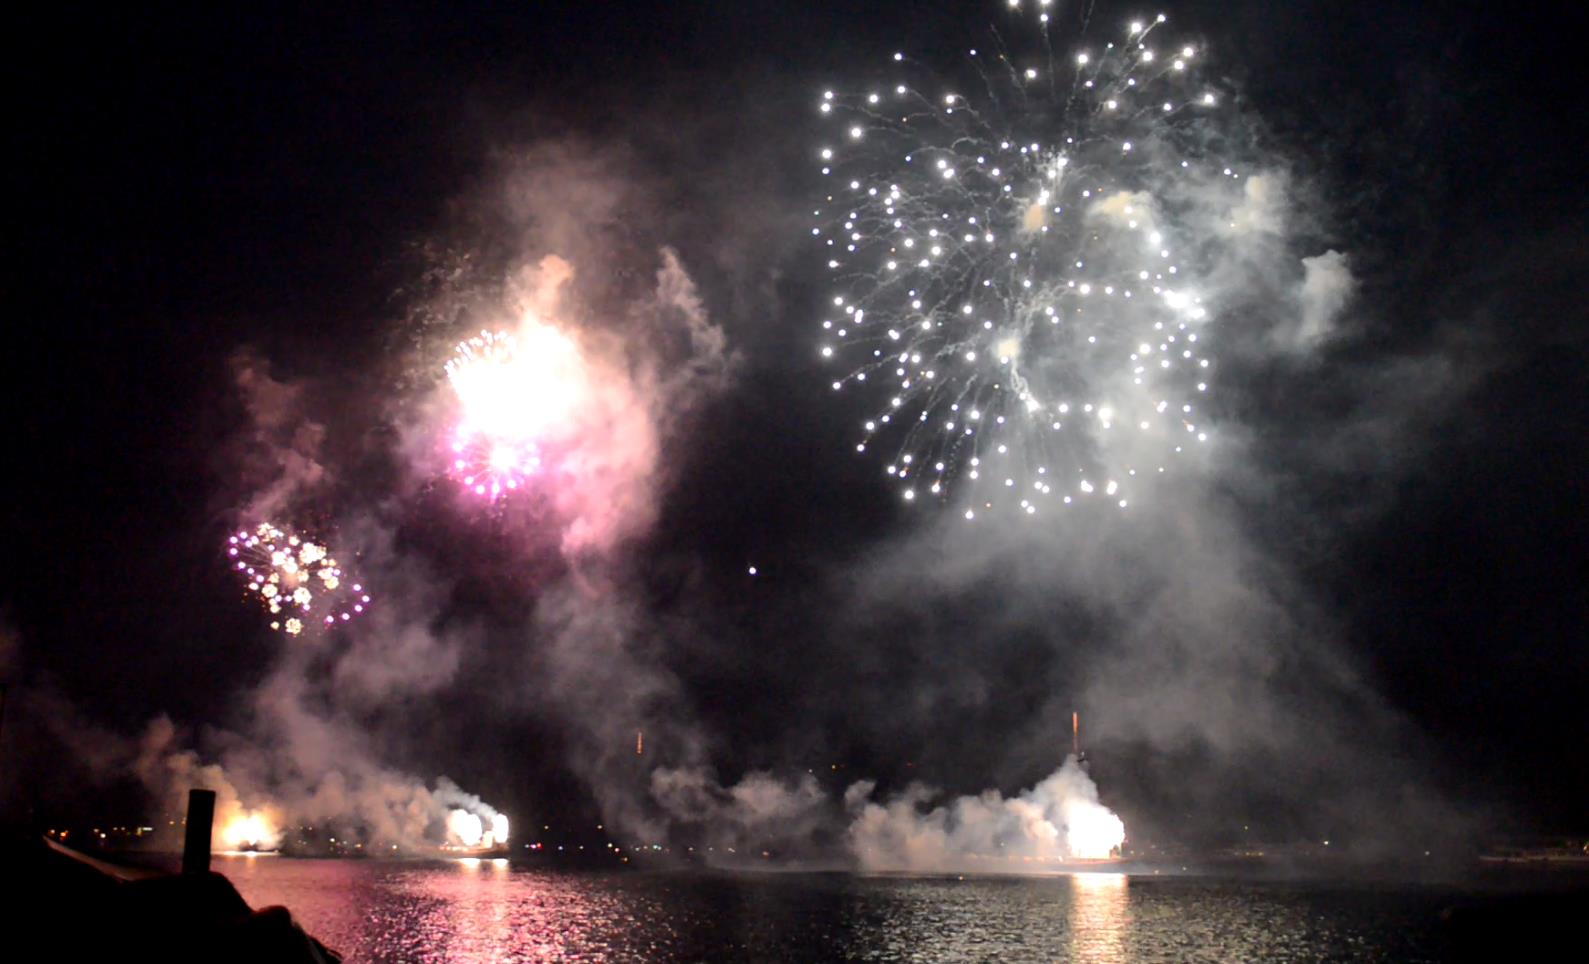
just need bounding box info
[7,834,339,963]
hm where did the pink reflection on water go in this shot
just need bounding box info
[220,856,651,962]
[401,858,520,961]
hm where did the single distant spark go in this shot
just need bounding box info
[811,6,1230,516]
[228,522,369,634]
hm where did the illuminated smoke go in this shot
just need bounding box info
[846,757,1125,871]
[435,779,509,849]
[415,250,729,555]
[220,810,281,851]
[132,718,283,851]
[446,809,483,847]
[1290,249,1355,350]
[133,712,509,852]
[442,808,509,849]
[648,766,831,856]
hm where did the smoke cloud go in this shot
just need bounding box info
[1292,249,1355,349]
[847,758,1124,872]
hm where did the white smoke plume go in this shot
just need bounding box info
[133,716,284,851]
[436,779,510,848]
[230,348,329,522]
[1291,249,1356,349]
[128,678,508,851]
[847,758,1124,872]
[651,767,831,856]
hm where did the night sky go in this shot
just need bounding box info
[7,0,1586,852]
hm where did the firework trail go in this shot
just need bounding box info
[813,5,1244,517]
[227,522,369,635]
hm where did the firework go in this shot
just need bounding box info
[447,430,542,500]
[813,6,1240,516]
[228,522,370,635]
[444,326,580,499]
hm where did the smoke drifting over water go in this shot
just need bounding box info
[848,758,1124,871]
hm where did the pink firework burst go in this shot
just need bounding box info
[449,432,542,499]
[444,327,582,501]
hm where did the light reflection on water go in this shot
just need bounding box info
[1070,872,1128,963]
[220,857,1450,962]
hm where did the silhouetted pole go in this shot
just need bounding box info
[182,789,216,875]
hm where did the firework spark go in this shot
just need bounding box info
[813,6,1240,516]
[228,522,369,635]
[444,326,582,499]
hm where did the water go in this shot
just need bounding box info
[221,856,1462,962]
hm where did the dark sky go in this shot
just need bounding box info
[8,0,1587,844]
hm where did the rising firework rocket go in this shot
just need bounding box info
[812,5,1240,517]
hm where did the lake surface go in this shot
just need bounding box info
[220,856,1472,962]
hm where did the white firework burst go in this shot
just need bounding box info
[812,7,1242,517]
